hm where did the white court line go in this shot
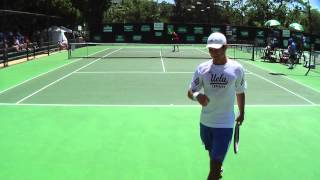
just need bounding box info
[196,48,209,56]
[240,60,320,94]
[15,48,122,104]
[247,70,316,105]
[129,50,159,53]
[0,59,80,94]
[74,71,252,75]
[75,71,194,74]
[160,50,166,72]
[0,103,319,107]
[0,48,110,96]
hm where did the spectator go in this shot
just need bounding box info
[58,32,68,50]
[16,32,26,50]
[288,38,297,69]
[12,36,21,52]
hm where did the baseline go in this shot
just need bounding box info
[0,103,319,108]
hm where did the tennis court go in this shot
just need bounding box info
[1,45,320,180]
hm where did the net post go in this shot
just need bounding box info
[252,42,255,61]
[27,43,29,61]
[86,42,89,57]
[46,24,50,56]
[33,44,36,59]
[305,44,314,76]
[3,46,8,67]
[233,45,236,59]
[68,43,71,59]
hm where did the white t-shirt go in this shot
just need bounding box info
[189,59,246,128]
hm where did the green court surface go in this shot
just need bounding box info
[0,47,320,180]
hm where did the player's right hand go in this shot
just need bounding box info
[196,94,210,107]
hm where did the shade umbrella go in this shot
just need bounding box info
[289,23,304,32]
[264,19,281,27]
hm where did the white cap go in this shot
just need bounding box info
[206,32,227,49]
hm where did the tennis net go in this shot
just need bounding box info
[68,43,255,60]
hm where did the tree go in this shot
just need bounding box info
[228,0,247,25]
[105,0,168,23]
[0,0,77,33]
[158,1,174,23]
[3,0,319,36]
[311,9,320,35]
[70,0,111,38]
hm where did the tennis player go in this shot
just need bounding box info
[187,32,246,180]
[171,31,180,52]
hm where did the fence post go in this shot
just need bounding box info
[27,42,29,60]
[4,47,8,67]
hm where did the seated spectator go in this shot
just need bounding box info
[16,32,27,50]
[279,49,289,64]
[58,40,68,50]
[58,33,68,50]
[263,42,276,62]
[12,36,21,52]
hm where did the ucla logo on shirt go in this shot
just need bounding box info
[210,73,228,88]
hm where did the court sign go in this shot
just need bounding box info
[186,35,195,42]
[256,30,265,38]
[141,25,151,32]
[103,25,113,32]
[155,32,162,37]
[115,35,125,42]
[211,27,221,33]
[282,30,290,38]
[154,23,164,31]
[194,27,203,34]
[133,35,142,41]
[167,25,174,34]
[178,26,187,33]
[124,25,134,32]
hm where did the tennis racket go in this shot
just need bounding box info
[233,122,240,154]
